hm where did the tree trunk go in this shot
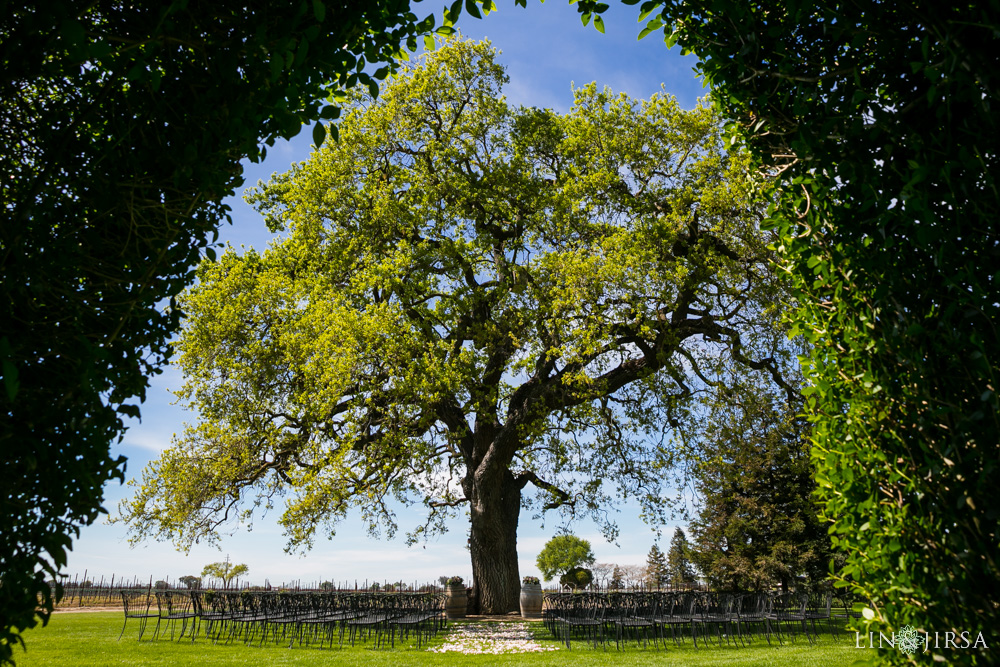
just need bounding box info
[466,466,521,614]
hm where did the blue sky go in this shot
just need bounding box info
[68,1,707,590]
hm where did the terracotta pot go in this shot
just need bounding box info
[445,583,467,619]
[519,583,543,619]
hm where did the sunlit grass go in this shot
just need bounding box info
[13,612,857,666]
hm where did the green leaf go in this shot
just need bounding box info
[465,0,482,19]
[312,0,325,22]
[424,34,436,51]
[117,404,141,419]
[593,15,605,33]
[2,360,18,401]
[638,2,660,22]
[638,19,663,41]
[312,122,327,148]
[446,0,462,24]
[319,105,341,120]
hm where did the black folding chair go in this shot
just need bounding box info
[153,590,199,641]
[119,590,158,641]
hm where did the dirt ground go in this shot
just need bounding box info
[52,606,122,613]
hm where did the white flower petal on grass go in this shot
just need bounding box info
[428,622,560,654]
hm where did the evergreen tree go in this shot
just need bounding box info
[688,380,830,592]
[645,544,669,589]
[667,527,697,588]
[609,566,624,591]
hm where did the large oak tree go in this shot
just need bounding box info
[120,38,793,613]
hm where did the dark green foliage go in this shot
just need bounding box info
[688,389,830,592]
[579,1,1000,663]
[666,528,697,589]
[559,567,594,590]
[644,544,669,589]
[0,1,439,662]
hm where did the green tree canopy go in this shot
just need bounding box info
[201,561,249,589]
[118,37,794,614]
[537,535,596,582]
[178,576,201,591]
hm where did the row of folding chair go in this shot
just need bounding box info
[119,590,447,648]
[544,590,837,650]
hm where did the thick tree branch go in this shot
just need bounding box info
[516,470,574,510]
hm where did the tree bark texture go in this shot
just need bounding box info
[465,466,521,614]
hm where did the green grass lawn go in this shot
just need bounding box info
[12,612,859,666]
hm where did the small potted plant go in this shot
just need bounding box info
[520,575,543,619]
[445,576,467,619]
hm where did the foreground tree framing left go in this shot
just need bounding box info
[0,2,446,663]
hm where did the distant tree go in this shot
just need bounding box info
[591,563,615,588]
[666,528,698,588]
[609,566,624,591]
[201,561,249,589]
[536,535,596,582]
[153,580,169,590]
[645,544,669,589]
[178,576,201,590]
[618,565,648,590]
[319,581,335,591]
[559,567,594,590]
